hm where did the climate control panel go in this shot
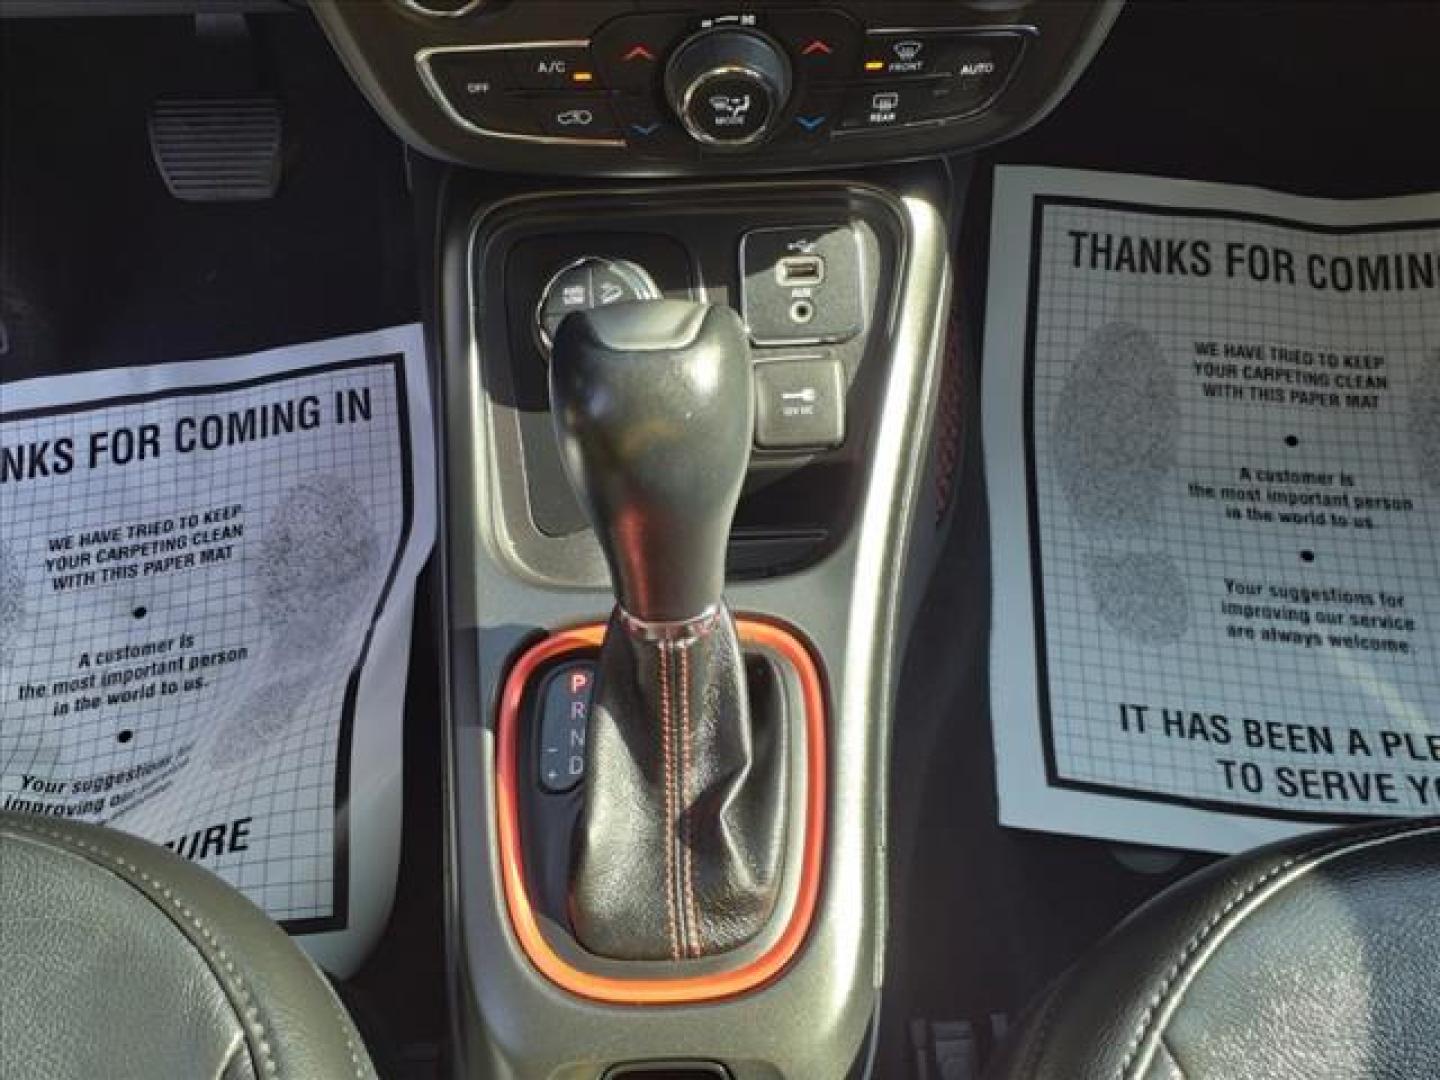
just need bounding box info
[312,1,1122,176]
[416,10,1030,160]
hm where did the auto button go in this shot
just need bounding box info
[915,34,1027,119]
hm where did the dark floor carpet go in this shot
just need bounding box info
[0,11,418,380]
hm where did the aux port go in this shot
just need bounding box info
[788,299,816,325]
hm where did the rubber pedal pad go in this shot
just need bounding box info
[148,96,283,202]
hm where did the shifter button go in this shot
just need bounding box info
[590,263,654,309]
[542,263,594,319]
[537,661,595,793]
[754,357,846,450]
[537,257,662,354]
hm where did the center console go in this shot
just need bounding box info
[432,173,942,1079]
[307,2,1121,1077]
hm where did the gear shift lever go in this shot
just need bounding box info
[550,300,787,962]
[550,300,752,626]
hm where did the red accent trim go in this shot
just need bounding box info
[622,44,658,63]
[801,39,835,56]
[496,619,827,1005]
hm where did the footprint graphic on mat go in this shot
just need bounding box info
[1415,349,1440,493]
[0,541,30,676]
[0,540,30,670]
[209,473,380,767]
[1052,322,1190,644]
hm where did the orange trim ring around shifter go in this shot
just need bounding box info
[496,618,828,1005]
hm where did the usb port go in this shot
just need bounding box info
[775,254,826,288]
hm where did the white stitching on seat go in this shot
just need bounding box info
[4,819,282,1077]
[328,993,374,1080]
[1119,819,1440,1079]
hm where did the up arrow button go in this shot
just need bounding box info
[593,13,692,91]
[765,9,862,74]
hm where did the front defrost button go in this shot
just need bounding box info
[861,33,941,78]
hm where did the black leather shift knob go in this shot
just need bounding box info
[550,300,753,624]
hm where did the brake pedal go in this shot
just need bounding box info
[148,96,283,202]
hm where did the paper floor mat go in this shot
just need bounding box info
[984,168,1440,853]
[0,325,434,974]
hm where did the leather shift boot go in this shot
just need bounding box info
[570,606,788,961]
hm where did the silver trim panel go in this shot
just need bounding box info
[398,0,486,18]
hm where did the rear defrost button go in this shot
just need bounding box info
[839,82,924,130]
